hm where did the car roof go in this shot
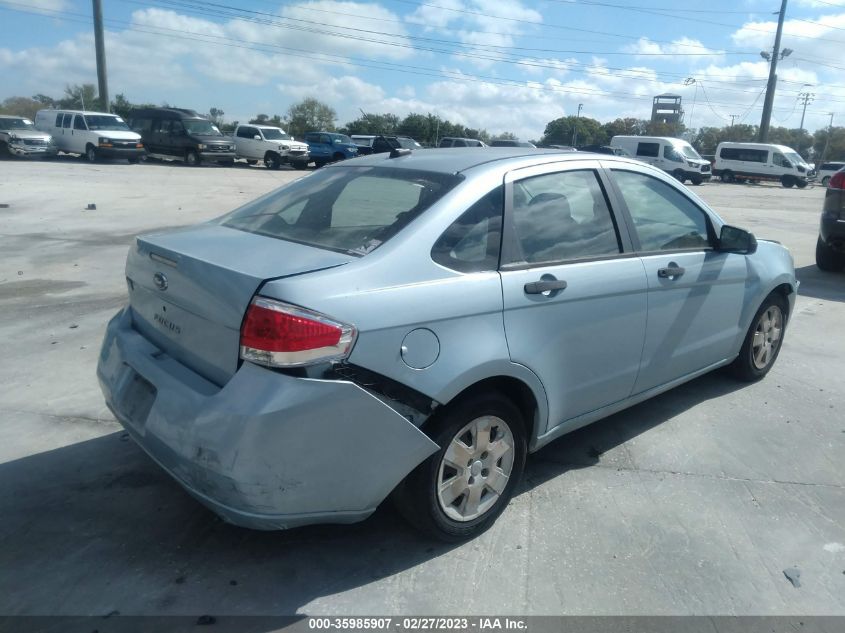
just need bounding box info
[332,147,625,174]
[37,109,118,116]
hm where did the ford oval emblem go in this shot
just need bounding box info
[153,272,168,291]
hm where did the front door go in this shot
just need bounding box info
[71,114,88,153]
[607,167,747,393]
[499,162,648,432]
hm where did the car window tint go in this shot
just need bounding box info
[131,118,152,133]
[511,170,621,265]
[612,170,712,252]
[73,115,87,131]
[55,113,63,127]
[236,127,251,138]
[773,153,790,167]
[663,146,683,162]
[220,167,463,256]
[62,114,72,129]
[637,142,659,157]
[431,186,503,273]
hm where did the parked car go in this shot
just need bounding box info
[816,166,845,271]
[34,109,144,163]
[817,161,845,187]
[439,137,487,148]
[611,135,712,185]
[233,124,309,170]
[577,144,630,157]
[97,148,796,540]
[490,139,536,148]
[352,135,423,156]
[0,114,57,159]
[713,142,814,188]
[127,108,236,166]
[303,132,358,167]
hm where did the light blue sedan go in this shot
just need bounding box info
[98,148,797,540]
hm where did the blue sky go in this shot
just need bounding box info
[1,0,843,140]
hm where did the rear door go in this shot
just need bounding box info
[499,160,647,433]
[606,165,748,393]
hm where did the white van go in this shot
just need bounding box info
[34,109,144,163]
[713,142,814,188]
[610,135,712,185]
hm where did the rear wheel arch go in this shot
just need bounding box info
[429,376,541,448]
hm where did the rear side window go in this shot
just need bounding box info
[510,170,621,265]
[637,142,659,158]
[720,147,768,162]
[62,114,72,129]
[220,166,463,256]
[432,186,503,272]
[55,113,63,127]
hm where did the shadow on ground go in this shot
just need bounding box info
[0,373,744,617]
[795,264,845,303]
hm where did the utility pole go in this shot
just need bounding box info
[730,114,739,128]
[758,0,789,142]
[93,0,109,112]
[798,92,814,133]
[820,112,834,162]
[571,103,583,147]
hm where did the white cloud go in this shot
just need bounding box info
[0,0,68,14]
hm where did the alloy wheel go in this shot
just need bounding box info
[436,415,515,522]
[751,305,783,370]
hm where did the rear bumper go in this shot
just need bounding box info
[820,213,845,252]
[97,308,438,530]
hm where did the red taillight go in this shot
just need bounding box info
[240,297,356,367]
[830,171,845,190]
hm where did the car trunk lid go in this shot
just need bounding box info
[126,224,352,385]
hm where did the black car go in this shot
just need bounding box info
[353,135,422,155]
[817,166,845,271]
[127,108,236,166]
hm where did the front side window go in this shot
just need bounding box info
[663,146,684,162]
[509,170,621,265]
[773,153,791,168]
[432,186,503,272]
[612,170,712,252]
[220,166,463,256]
[73,115,87,131]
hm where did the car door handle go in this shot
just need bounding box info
[524,279,568,294]
[657,264,686,279]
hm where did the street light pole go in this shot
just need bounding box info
[92,0,109,112]
[571,103,583,147]
[758,0,789,142]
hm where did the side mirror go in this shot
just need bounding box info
[253,135,262,141]
[719,225,757,254]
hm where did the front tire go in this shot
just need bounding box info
[691,176,703,186]
[393,392,527,541]
[265,152,282,170]
[816,236,845,272]
[185,150,200,166]
[85,144,98,163]
[822,176,831,187]
[781,175,795,188]
[728,294,788,382]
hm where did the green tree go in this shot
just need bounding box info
[542,116,604,146]
[0,96,44,120]
[693,124,758,155]
[493,131,518,141]
[60,83,100,110]
[814,126,845,161]
[109,93,156,119]
[645,120,686,138]
[601,117,648,139]
[286,98,337,137]
[249,114,285,127]
[341,113,400,136]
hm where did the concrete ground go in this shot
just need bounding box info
[0,159,843,616]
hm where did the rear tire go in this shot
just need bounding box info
[728,294,788,382]
[816,236,845,272]
[720,170,734,183]
[393,392,527,541]
[85,144,98,163]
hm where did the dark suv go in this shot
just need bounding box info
[817,166,845,271]
[127,108,236,166]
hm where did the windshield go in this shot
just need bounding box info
[219,166,463,256]
[184,119,222,136]
[261,128,291,141]
[678,144,702,160]
[83,115,130,131]
[0,118,35,131]
[785,151,804,165]
[332,134,353,144]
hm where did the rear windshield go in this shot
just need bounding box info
[219,166,463,256]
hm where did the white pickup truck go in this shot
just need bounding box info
[233,124,310,169]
